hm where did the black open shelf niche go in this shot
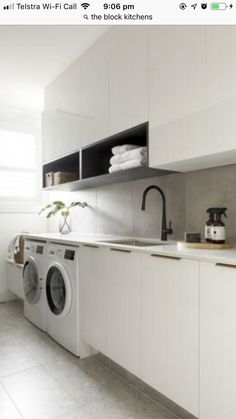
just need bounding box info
[43,122,175,191]
[81,122,148,179]
[42,151,80,188]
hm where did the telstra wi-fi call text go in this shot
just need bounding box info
[11,2,78,10]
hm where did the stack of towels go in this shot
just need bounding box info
[109,145,147,174]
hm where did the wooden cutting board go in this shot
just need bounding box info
[177,241,233,250]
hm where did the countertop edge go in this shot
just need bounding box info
[25,233,236,266]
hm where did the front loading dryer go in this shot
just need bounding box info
[23,240,47,332]
[46,243,80,356]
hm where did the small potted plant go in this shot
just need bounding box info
[39,201,87,234]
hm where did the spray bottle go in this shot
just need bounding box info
[205,208,215,242]
[211,208,227,244]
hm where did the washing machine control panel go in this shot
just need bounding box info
[25,241,46,257]
[48,248,55,256]
[25,243,35,253]
[64,249,75,261]
[48,247,67,259]
[36,245,44,254]
[56,249,63,258]
[47,245,76,261]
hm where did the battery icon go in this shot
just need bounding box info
[211,2,227,9]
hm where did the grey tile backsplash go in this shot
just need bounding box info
[48,164,236,243]
[185,164,236,243]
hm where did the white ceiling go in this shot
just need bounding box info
[0,26,110,112]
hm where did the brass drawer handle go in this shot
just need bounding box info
[216,263,236,269]
[150,254,181,261]
[110,248,132,253]
[83,244,99,249]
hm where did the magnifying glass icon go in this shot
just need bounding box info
[83,14,89,19]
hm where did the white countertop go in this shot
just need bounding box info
[26,232,236,266]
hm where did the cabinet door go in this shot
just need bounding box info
[74,38,109,147]
[42,110,81,161]
[149,26,207,172]
[200,262,236,419]
[108,27,148,135]
[41,111,56,163]
[141,254,199,416]
[106,249,141,376]
[79,246,107,353]
[43,36,109,153]
[206,27,236,163]
[54,112,80,158]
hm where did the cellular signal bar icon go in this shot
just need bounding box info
[3,3,14,9]
[81,3,90,9]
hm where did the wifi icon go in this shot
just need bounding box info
[81,2,90,9]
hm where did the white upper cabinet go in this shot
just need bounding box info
[55,111,81,158]
[108,27,148,135]
[41,111,56,163]
[206,26,236,166]
[141,254,199,416]
[149,26,207,172]
[200,261,236,419]
[73,37,109,147]
[149,26,236,172]
[206,26,236,106]
[43,34,109,160]
[42,110,81,161]
[42,26,236,171]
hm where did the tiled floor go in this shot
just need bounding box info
[0,300,179,419]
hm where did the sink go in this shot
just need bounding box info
[97,239,170,247]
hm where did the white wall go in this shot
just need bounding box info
[0,108,47,302]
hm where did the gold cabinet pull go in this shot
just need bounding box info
[110,248,132,253]
[150,254,181,261]
[83,244,99,249]
[216,263,236,269]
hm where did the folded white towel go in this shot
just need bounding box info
[109,158,147,174]
[110,147,147,165]
[111,144,139,156]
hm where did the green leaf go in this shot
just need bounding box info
[38,203,52,215]
[69,201,88,209]
[52,201,65,209]
[46,211,55,218]
[39,200,87,217]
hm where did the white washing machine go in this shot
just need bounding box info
[23,240,47,332]
[45,243,80,356]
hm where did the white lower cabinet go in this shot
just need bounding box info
[200,261,236,419]
[80,247,200,415]
[79,247,236,417]
[106,248,141,376]
[79,246,141,375]
[141,254,199,417]
[79,246,108,354]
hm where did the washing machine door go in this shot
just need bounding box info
[46,263,72,317]
[23,257,41,304]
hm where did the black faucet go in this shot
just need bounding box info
[141,185,173,241]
